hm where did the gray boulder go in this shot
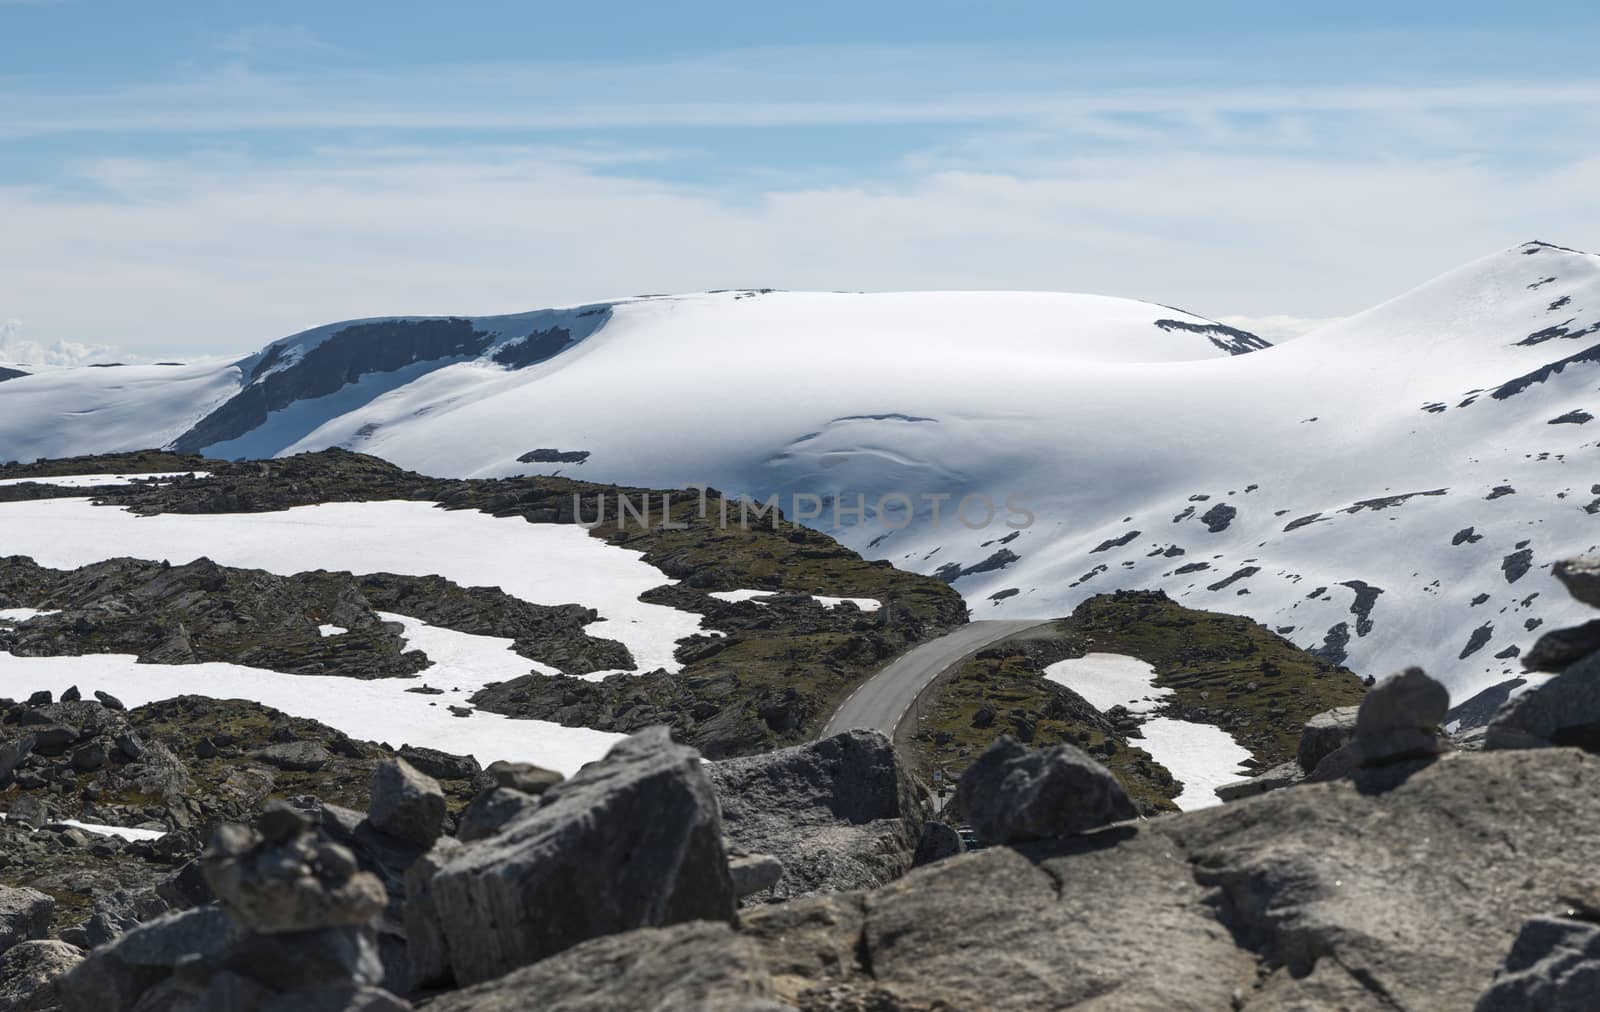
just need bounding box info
[1352,667,1452,766]
[910,821,965,866]
[485,760,563,796]
[0,939,83,1011]
[58,906,237,1012]
[729,855,785,899]
[1216,759,1304,801]
[425,921,781,1012]
[0,886,53,955]
[1555,556,1600,608]
[1477,915,1600,1011]
[709,747,1600,1011]
[396,746,480,783]
[82,888,170,948]
[953,736,1135,844]
[0,734,35,782]
[455,787,540,843]
[430,726,735,985]
[366,760,445,848]
[402,838,462,991]
[1487,651,1600,752]
[202,810,387,935]
[1523,620,1600,672]
[706,729,930,900]
[1297,706,1358,772]
[249,741,330,772]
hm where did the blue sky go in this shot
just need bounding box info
[5,1,1600,361]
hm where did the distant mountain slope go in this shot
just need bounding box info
[2,244,1597,700]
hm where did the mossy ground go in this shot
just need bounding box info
[1064,591,1367,767]
[902,634,1182,814]
[907,591,1368,809]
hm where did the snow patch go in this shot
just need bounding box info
[0,617,622,775]
[1045,651,1251,810]
[709,589,882,612]
[0,498,701,676]
[1044,653,1173,714]
[0,608,60,623]
[0,472,209,488]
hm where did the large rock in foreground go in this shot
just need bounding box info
[705,729,929,901]
[494,748,1600,1011]
[426,921,781,1012]
[1476,915,1600,1011]
[430,727,734,985]
[0,886,54,955]
[953,736,1136,844]
[1487,652,1600,751]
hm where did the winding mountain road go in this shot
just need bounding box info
[821,619,1053,738]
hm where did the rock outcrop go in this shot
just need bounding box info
[1477,915,1600,1011]
[0,886,53,955]
[0,939,83,1010]
[1488,556,1600,751]
[427,727,735,985]
[953,735,1136,844]
[706,729,930,900]
[367,759,446,848]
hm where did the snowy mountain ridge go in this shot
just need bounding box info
[3,241,1599,704]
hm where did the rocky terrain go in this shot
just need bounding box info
[904,591,1367,811]
[1,556,1597,1010]
[0,449,966,758]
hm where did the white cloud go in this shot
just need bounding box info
[0,319,126,366]
[2,147,1597,358]
[1216,315,1344,343]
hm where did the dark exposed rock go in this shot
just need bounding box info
[1502,548,1535,584]
[1205,565,1258,592]
[1477,916,1600,1011]
[954,736,1136,844]
[1152,318,1271,355]
[426,921,778,1012]
[173,318,497,453]
[1453,526,1484,545]
[0,939,83,1011]
[429,727,735,985]
[250,741,331,773]
[935,549,1019,583]
[57,906,237,1012]
[1554,556,1600,608]
[1487,651,1600,751]
[1089,530,1140,553]
[395,747,480,783]
[1342,488,1448,513]
[705,730,930,901]
[1296,705,1359,773]
[1547,409,1594,425]
[202,810,386,935]
[1351,667,1452,766]
[1199,502,1236,532]
[0,886,54,954]
[910,821,966,866]
[1447,678,1528,732]
[366,760,445,849]
[1215,759,1304,801]
[455,788,540,844]
[0,557,430,681]
[402,838,461,991]
[729,854,785,899]
[1524,619,1600,672]
[483,761,563,796]
[1460,621,1495,659]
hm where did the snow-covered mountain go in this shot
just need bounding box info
[4,241,1598,702]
